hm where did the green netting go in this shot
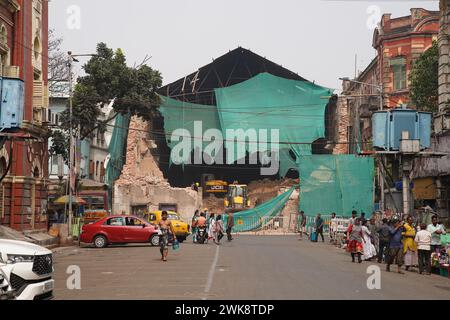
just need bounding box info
[159,95,222,165]
[215,73,331,174]
[224,187,295,232]
[298,155,374,217]
[105,113,131,209]
[159,73,332,175]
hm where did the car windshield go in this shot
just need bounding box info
[168,214,179,220]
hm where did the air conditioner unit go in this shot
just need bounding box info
[3,66,20,79]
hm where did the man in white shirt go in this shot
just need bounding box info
[415,223,432,275]
[427,215,447,253]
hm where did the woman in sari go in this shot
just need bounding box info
[208,213,216,241]
[361,219,377,261]
[214,215,225,245]
[402,216,418,271]
[347,218,364,263]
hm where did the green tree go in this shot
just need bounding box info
[409,41,438,113]
[50,43,162,163]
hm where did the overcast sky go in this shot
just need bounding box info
[49,0,438,90]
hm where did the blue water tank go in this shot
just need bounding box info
[0,77,25,129]
[372,112,388,149]
[372,107,431,151]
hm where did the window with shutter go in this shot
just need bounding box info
[391,57,407,91]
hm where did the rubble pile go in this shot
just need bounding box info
[202,194,226,213]
[200,178,299,216]
[115,116,167,187]
[247,178,298,205]
[113,116,201,220]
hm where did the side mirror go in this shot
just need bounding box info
[142,224,146,228]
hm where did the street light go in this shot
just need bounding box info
[67,51,97,237]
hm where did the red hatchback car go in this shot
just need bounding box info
[80,215,160,248]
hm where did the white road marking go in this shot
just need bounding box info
[202,245,220,300]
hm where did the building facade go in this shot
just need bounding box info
[338,9,439,154]
[375,8,439,108]
[48,95,115,212]
[0,0,49,231]
[409,1,450,223]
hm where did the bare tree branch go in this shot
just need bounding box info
[48,29,70,96]
[134,54,152,69]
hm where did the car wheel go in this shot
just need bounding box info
[93,235,107,248]
[150,234,160,247]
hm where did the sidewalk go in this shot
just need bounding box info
[0,226,59,248]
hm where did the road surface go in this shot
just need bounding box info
[53,235,450,300]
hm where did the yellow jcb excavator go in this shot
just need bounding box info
[224,182,251,213]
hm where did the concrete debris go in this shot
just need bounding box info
[113,116,202,221]
[115,116,167,187]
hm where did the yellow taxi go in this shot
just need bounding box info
[144,210,190,242]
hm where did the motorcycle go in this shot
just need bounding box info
[196,226,208,244]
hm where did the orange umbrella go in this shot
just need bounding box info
[53,195,87,205]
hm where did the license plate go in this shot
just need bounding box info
[44,281,54,292]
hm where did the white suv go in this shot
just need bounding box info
[0,239,54,300]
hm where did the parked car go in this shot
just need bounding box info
[80,215,160,248]
[144,210,190,242]
[0,239,54,300]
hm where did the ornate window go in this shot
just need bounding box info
[390,57,407,91]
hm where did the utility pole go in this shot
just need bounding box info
[67,52,74,236]
[66,52,97,236]
[378,83,385,212]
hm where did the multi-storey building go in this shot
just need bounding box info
[337,8,439,154]
[0,0,49,230]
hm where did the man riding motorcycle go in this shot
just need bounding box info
[194,213,208,244]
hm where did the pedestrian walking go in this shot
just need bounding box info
[349,210,358,225]
[191,210,200,243]
[427,215,446,253]
[298,211,307,240]
[377,218,390,263]
[329,212,338,244]
[315,213,324,242]
[208,213,216,241]
[158,211,176,262]
[214,215,225,245]
[368,217,380,256]
[402,216,418,272]
[361,219,377,261]
[347,218,363,263]
[415,223,432,275]
[226,212,234,241]
[360,212,366,221]
[386,217,405,274]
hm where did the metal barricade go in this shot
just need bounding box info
[235,215,300,235]
[234,214,352,237]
